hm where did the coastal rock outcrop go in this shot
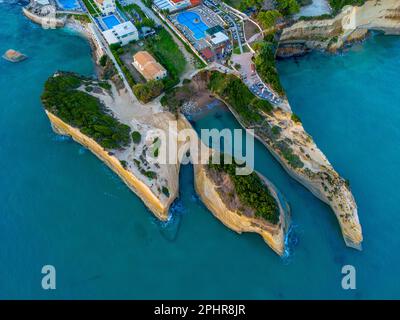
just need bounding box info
[190,70,362,249]
[43,73,291,255]
[179,117,291,256]
[42,74,188,221]
[194,162,290,256]
[276,43,310,59]
[2,49,27,62]
[259,108,362,249]
[279,0,400,54]
[47,110,173,220]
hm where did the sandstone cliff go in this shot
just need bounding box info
[190,70,363,249]
[44,76,291,255]
[194,163,290,256]
[279,0,400,54]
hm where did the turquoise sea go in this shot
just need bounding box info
[1,2,400,299]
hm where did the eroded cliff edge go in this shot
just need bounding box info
[42,73,184,221]
[279,0,400,55]
[42,72,291,255]
[194,160,290,256]
[166,70,362,249]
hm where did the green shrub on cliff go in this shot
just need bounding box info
[291,113,302,123]
[253,40,285,97]
[298,14,333,21]
[161,186,170,197]
[208,154,279,224]
[41,73,131,150]
[274,140,304,169]
[208,71,275,124]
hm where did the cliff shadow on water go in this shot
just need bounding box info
[186,100,299,259]
[153,163,196,243]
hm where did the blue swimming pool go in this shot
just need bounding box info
[177,11,209,40]
[56,0,81,10]
[102,15,121,30]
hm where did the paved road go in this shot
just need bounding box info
[224,14,243,54]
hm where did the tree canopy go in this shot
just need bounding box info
[41,73,131,150]
[276,0,300,16]
[208,154,279,224]
[257,10,282,30]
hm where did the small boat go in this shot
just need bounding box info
[2,49,27,63]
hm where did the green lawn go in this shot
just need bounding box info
[82,0,100,16]
[145,28,187,85]
[223,0,243,9]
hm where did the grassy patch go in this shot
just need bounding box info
[145,28,186,88]
[82,0,100,16]
[70,14,91,23]
[133,80,164,103]
[161,20,207,69]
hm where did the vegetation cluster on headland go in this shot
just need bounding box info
[208,154,280,224]
[41,73,131,150]
[207,71,273,123]
[206,70,304,169]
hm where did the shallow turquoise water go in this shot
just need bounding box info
[1,3,400,299]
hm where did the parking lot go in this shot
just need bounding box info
[232,52,282,105]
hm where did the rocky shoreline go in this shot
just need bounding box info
[35,0,400,254]
[182,70,363,249]
[44,76,291,254]
[46,110,173,220]
[278,0,400,58]
[194,162,290,256]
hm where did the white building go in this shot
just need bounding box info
[207,31,229,47]
[102,21,139,46]
[94,0,116,15]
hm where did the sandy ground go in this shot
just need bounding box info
[85,83,183,213]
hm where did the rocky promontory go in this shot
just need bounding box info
[279,0,400,56]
